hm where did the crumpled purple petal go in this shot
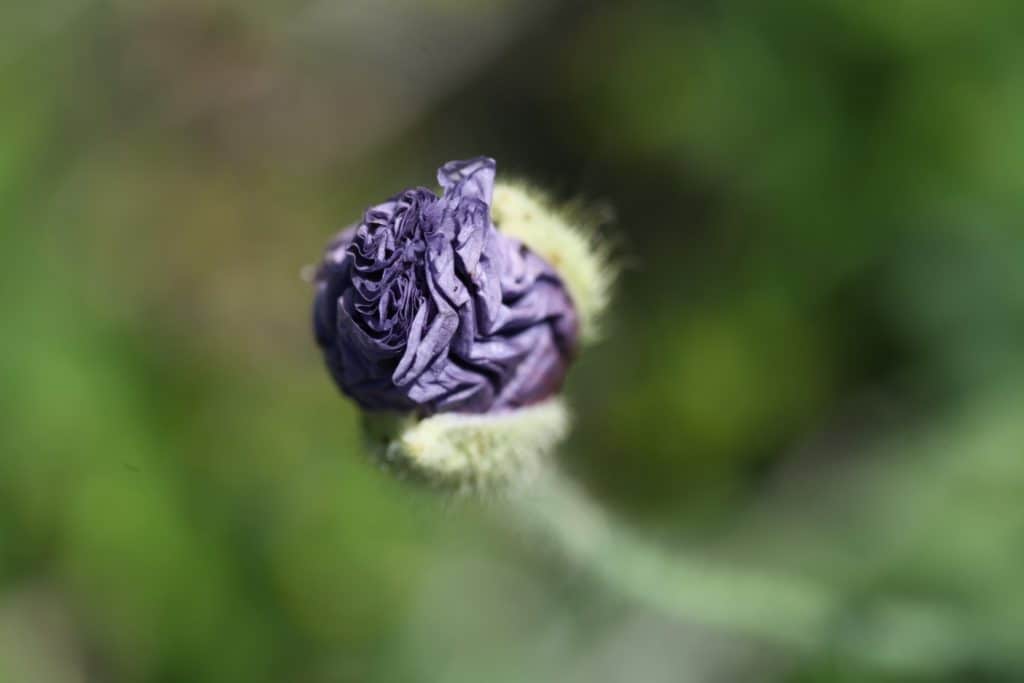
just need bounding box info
[313,157,579,415]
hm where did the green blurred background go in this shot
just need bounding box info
[3,1,1024,681]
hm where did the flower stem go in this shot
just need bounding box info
[504,470,970,673]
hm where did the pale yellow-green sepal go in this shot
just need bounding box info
[491,183,613,344]
[361,398,570,495]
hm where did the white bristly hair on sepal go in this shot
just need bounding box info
[491,182,614,345]
[360,398,570,496]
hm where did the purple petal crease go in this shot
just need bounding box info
[313,157,579,415]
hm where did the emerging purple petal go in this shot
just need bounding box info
[313,157,579,415]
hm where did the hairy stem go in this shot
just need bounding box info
[504,470,970,673]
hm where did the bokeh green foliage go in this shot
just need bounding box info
[2,1,1024,681]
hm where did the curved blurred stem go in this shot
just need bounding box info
[504,469,969,673]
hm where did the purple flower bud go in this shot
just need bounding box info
[314,157,579,415]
